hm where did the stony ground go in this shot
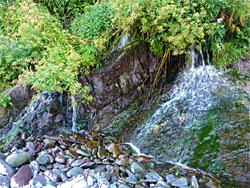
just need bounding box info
[0,130,220,188]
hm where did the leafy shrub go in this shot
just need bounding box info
[36,0,93,26]
[0,0,91,100]
[0,93,13,108]
[71,2,116,71]
[109,0,250,62]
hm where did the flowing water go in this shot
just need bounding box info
[130,50,229,148]
[127,48,250,183]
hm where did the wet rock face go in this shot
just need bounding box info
[78,42,159,126]
[0,85,35,129]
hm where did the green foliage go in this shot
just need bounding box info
[0,0,249,102]
[71,2,116,71]
[36,0,92,26]
[0,0,91,100]
[0,93,13,108]
[109,0,250,60]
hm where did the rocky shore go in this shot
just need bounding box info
[0,130,220,188]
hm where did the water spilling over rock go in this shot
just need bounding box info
[128,54,250,184]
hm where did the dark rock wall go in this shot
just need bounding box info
[77,43,161,127]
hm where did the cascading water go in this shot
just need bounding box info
[130,49,229,148]
[128,47,250,183]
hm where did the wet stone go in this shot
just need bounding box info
[156,180,171,188]
[61,171,68,182]
[115,155,128,166]
[66,149,79,159]
[0,153,6,160]
[171,177,188,187]
[137,156,152,164]
[71,159,85,167]
[67,167,84,178]
[6,151,30,167]
[80,161,96,168]
[55,154,66,164]
[36,151,50,165]
[145,171,163,181]
[29,175,48,187]
[59,164,71,172]
[76,148,91,157]
[29,160,40,176]
[97,146,108,159]
[191,175,199,188]
[26,142,37,156]
[166,174,177,184]
[44,170,61,182]
[131,162,146,175]
[107,143,121,158]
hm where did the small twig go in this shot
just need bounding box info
[229,7,235,27]
[43,135,83,145]
[148,48,169,97]
[173,166,221,184]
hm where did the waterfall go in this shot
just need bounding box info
[200,49,205,67]
[112,33,130,52]
[71,94,77,132]
[129,47,230,157]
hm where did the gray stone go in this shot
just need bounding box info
[44,170,61,182]
[131,162,146,175]
[166,174,177,184]
[156,180,171,188]
[29,160,40,176]
[97,177,109,188]
[87,175,94,187]
[0,159,15,176]
[145,171,163,181]
[67,167,84,178]
[6,151,30,167]
[0,175,11,188]
[36,151,50,165]
[171,177,188,187]
[11,165,32,188]
[191,175,199,188]
[29,175,48,187]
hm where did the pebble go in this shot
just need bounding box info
[36,151,50,165]
[171,177,188,187]
[0,132,219,188]
[55,154,66,164]
[67,167,84,178]
[191,175,199,188]
[131,162,146,175]
[44,170,61,182]
[166,174,177,184]
[115,155,128,166]
[6,151,30,167]
[29,160,40,176]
